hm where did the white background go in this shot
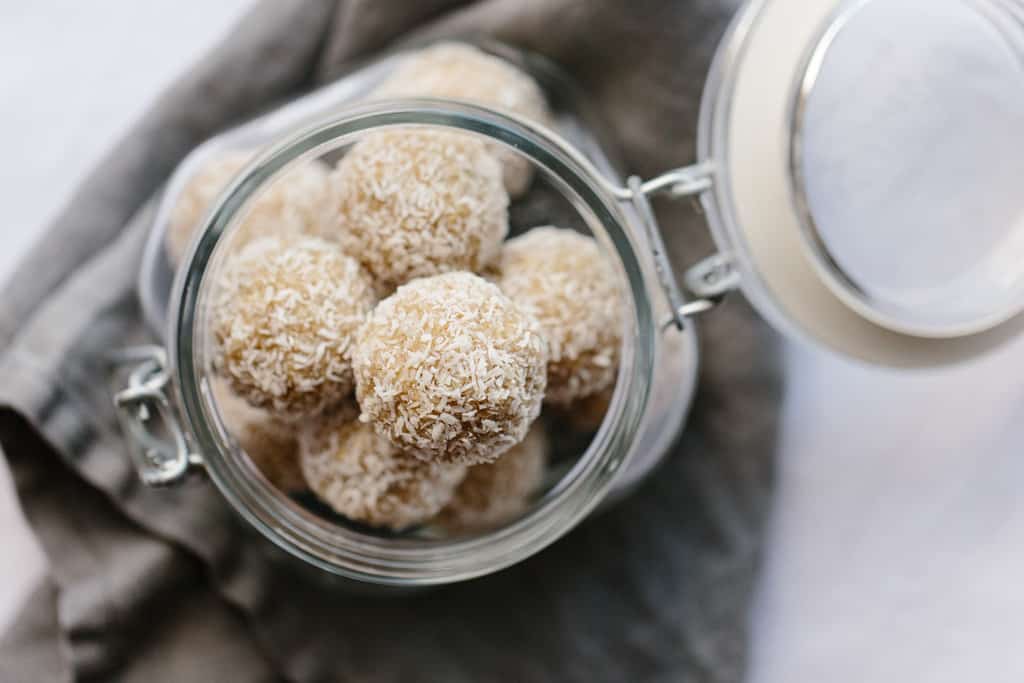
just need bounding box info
[3,3,1024,681]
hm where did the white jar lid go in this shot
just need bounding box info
[698,0,1024,366]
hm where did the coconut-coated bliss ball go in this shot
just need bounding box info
[212,379,305,493]
[498,226,624,407]
[299,417,466,530]
[165,150,335,266]
[437,421,548,532]
[212,236,377,419]
[372,42,552,196]
[331,129,508,292]
[353,272,547,466]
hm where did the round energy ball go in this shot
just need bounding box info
[331,128,508,292]
[212,379,305,493]
[498,226,624,407]
[212,236,377,419]
[373,42,552,196]
[299,417,466,530]
[353,272,547,466]
[165,151,335,266]
[437,421,548,532]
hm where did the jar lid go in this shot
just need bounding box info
[699,0,1024,366]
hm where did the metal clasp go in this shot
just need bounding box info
[621,162,736,330]
[112,345,200,487]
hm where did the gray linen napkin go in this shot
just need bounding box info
[0,1,779,681]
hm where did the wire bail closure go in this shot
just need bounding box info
[624,163,734,330]
[112,345,201,487]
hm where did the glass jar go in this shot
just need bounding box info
[117,0,1024,585]
[119,41,699,586]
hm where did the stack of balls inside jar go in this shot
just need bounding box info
[167,43,625,534]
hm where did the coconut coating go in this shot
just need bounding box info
[373,42,552,196]
[212,379,305,493]
[331,129,508,292]
[499,227,624,406]
[212,236,377,419]
[438,421,548,532]
[299,418,466,530]
[165,151,335,266]
[353,272,547,466]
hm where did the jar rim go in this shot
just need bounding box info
[168,100,657,585]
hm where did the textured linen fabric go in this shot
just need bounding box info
[0,1,778,681]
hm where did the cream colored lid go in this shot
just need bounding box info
[702,0,1024,366]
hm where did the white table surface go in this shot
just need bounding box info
[3,3,1024,681]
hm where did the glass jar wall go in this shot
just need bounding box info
[120,43,699,586]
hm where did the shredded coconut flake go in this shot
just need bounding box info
[498,226,624,406]
[372,42,552,196]
[211,379,305,493]
[437,420,548,532]
[165,151,336,266]
[330,128,508,292]
[353,272,547,465]
[212,236,377,419]
[299,416,466,530]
